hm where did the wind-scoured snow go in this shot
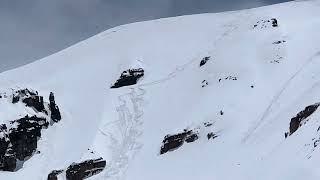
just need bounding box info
[1,0,320,179]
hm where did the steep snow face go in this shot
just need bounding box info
[1,0,320,179]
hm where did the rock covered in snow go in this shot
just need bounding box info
[160,130,198,155]
[0,115,48,171]
[12,89,46,113]
[0,89,62,171]
[160,121,217,155]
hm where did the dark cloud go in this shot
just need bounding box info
[0,0,291,72]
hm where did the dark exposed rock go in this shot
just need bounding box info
[160,130,198,155]
[2,147,16,172]
[12,95,20,104]
[111,68,144,88]
[9,89,61,123]
[47,170,63,180]
[271,18,278,27]
[66,158,106,180]
[207,132,218,140]
[0,115,49,171]
[160,121,218,155]
[270,56,283,64]
[48,158,106,180]
[273,40,286,44]
[289,103,320,136]
[49,92,61,123]
[204,121,213,127]
[219,76,238,82]
[200,56,210,67]
[202,80,209,87]
[0,89,62,172]
[23,96,46,113]
[185,133,199,143]
[12,89,47,114]
[314,139,320,148]
[225,76,237,81]
[10,116,48,160]
[253,18,279,29]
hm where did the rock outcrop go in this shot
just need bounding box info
[12,89,46,113]
[111,68,144,88]
[49,92,62,123]
[0,115,48,171]
[160,121,219,155]
[48,158,106,180]
[0,89,62,171]
[160,130,198,155]
[288,103,320,136]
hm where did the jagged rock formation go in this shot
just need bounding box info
[0,89,62,171]
[160,130,198,155]
[12,89,46,113]
[111,68,144,88]
[160,121,218,155]
[49,92,62,123]
[288,103,320,136]
[48,158,106,180]
[0,115,48,171]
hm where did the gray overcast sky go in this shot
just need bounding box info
[0,0,291,72]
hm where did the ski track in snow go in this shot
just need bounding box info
[101,11,250,180]
[102,87,145,180]
[242,51,320,143]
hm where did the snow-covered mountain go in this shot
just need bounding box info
[1,0,320,179]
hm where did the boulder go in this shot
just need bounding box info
[160,130,198,155]
[111,68,144,88]
[66,158,106,180]
[271,18,278,27]
[48,158,106,180]
[200,56,210,67]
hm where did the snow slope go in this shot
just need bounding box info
[1,0,320,179]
